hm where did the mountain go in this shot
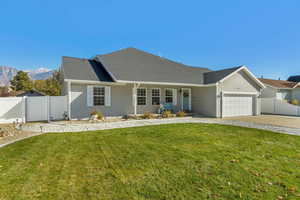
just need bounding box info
[0,66,54,86]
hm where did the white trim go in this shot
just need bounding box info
[181,88,192,111]
[93,86,106,106]
[165,88,174,104]
[151,88,161,105]
[222,91,259,96]
[117,80,216,87]
[137,87,147,106]
[219,66,266,89]
[65,79,125,85]
[64,79,217,87]
[293,82,300,89]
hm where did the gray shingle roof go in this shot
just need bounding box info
[94,48,212,84]
[62,48,243,85]
[203,66,243,84]
[61,56,114,82]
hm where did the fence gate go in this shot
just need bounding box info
[26,96,49,122]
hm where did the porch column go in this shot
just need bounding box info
[132,82,140,115]
[133,83,137,115]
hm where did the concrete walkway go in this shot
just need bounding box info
[21,117,300,136]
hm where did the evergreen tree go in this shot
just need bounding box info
[10,71,33,91]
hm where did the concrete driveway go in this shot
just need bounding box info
[223,115,300,129]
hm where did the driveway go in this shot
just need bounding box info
[223,115,300,129]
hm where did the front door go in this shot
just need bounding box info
[182,88,191,111]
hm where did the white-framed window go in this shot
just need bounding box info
[165,88,173,103]
[137,88,147,105]
[93,87,105,106]
[151,88,160,105]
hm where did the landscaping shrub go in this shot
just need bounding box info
[162,110,173,118]
[291,99,299,105]
[141,112,155,119]
[90,110,104,120]
[176,111,186,117]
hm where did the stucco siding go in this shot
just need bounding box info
[192,86,217,117]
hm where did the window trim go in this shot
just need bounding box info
[93,86,105,106]
[151,88,161,105]
[165,88,174,104]
[137,87,147,106]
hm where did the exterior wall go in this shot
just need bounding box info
[70,83,195,119]
[136,84,182,114]
[61,81,68,96]
[261,86,292,101]
[291,88,300,102]
[192,86,217,117]
[218,71,261,117]
[219,71,260,93]
[70,83,133,119]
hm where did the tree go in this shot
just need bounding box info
[33,70,61,96]
[10,71,33,91]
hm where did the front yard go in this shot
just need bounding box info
[0,123,299,199]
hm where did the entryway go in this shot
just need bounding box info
[181,88,191,111]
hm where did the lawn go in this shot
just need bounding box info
[0,123,299,200]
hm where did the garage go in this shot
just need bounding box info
[222,94,255,117]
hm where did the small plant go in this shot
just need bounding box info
[176,111,186,117]
[290,99,299,105]
[141,112,155,119]
[162,110,173,118]
[90,110,104,120]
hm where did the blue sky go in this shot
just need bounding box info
[0,0,299,79]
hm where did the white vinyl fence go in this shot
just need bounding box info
[0,96,68,123]
[261,98,300,116]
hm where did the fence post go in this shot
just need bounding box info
[22,96,27,123]
[47,96,50,122]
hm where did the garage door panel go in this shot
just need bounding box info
[223,95,254,117]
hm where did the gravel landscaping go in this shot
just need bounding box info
[21,117,300,136]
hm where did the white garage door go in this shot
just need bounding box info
[223,95,254,117]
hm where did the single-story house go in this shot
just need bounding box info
[60,48,265,119]
[288,75,300,83]
[259,78,300,102]
[16,90,45,97]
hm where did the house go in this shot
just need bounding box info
[16,90,45,97]
[259,78,300,102]
[60,48,265,119]
[288,75,300,83]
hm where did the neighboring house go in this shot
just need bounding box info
[15,90,45,97]
[60,48,265,119]
[288,75,300,83]
[259,78,300,102]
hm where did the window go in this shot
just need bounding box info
[137,88,146,105]
[165,89,173,103]
[93,87,105,106]
[151,88,160,105]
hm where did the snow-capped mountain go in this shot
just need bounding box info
[0,66,54,86]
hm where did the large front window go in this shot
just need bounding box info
[137,88,147,105]
[151,88,160,105]
[93,87,105,106]
[165,89,173,103]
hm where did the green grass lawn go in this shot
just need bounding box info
[0,123,299,200]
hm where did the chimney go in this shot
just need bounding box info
[278,77,281,80]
